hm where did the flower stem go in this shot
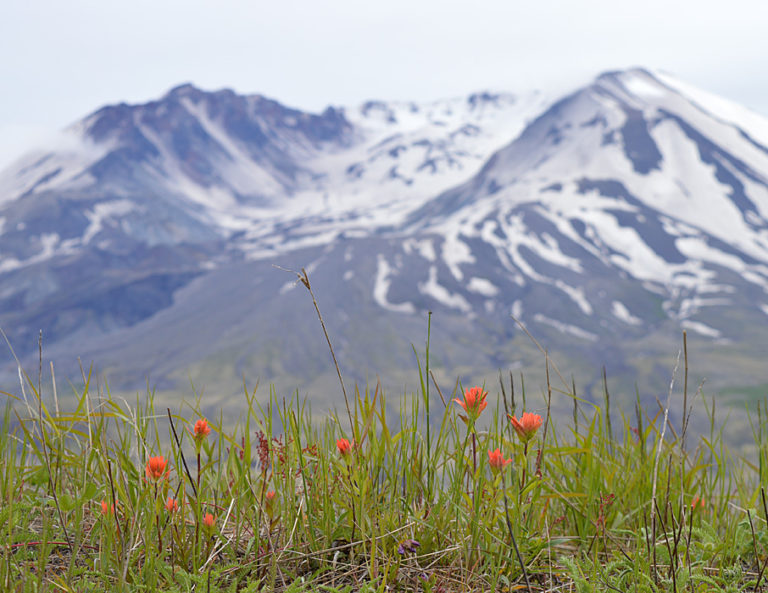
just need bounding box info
[471,431,477,505]
[347,464,357,545]
[154,483,162,554]
[501,470,531,592]
[197,451,201,493]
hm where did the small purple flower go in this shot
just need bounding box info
[397,538,421,555]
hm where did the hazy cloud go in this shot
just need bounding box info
[1,0,766,169]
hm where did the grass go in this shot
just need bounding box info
[3,345,768,591]
[2,274,768,592]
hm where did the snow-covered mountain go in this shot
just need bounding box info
[0,84,550,258]
[2,68,768,405]
[400,69,768,340]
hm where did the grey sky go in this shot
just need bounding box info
[1,0,766,169]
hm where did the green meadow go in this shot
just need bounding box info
[2,279,768,592]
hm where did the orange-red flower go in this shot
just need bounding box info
[165,497,179,513]
[100,499,114,516]
[691,496,706,511]
[145,456,168,481]
[488,448,512,473]
[508,412,543,443]
[336,438,352,457]
[194,418,211,441]
[264,490,277,518]
[454,386,488,421]
[203,513,215,528]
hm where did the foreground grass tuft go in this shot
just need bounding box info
[2,340,768,593]
[2,280,768,593]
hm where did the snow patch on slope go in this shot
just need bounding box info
[554,280,593,315]
[374,255,416,314]
[622,74,666,99]
[681,320,722,338]
[403,238,436,261]
[655,71,768,147]
[467,277,499,297]
[533,314,597,341]
[419,266,472,313]
[0,258,20,272]
[83,200,137,244]
[440,232,475,281]
[611,301,642,325]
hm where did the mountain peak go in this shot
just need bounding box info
[596,66,655,81]
[165,82,206,99]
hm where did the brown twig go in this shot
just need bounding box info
[757,488,768,590]
[654,498,677,593]
[429,370,447,407]
[107,460,123,545]
[534,352,553,479]
[167,408,197,499]
[749,509,765,591]
[278,265,354,434]
[499,370,510,421]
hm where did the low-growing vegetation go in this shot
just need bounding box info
[2,273,768,592]
[2,341,768,592]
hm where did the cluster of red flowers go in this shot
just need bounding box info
[203,513,215,528]
[691,496,706,511]
[453,386,488,421]
[145,455,169,481]
[488,448,512,473]
[452,386,544,474]
[336,438,353,457]
[194,418,211,441]
[100,500,115,516]
[508,412,543,444]
[99,417,219,532]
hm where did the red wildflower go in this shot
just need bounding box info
[145,456,168,481]
[203,513,215,529]
[487,448,512,473]
[194,418,211,441]
[336,438,352,457]
[264,490,277,518]
[453,386,488,421]
[691,496,706,511]
[100,499,114,516]
[165,497,179,513]
[508,412,543,443]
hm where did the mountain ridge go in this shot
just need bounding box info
[2,68,768,409]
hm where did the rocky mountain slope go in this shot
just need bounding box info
[2,68,767,408]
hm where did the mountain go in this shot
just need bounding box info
[2,68,768,414]
[405,69,768,339]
